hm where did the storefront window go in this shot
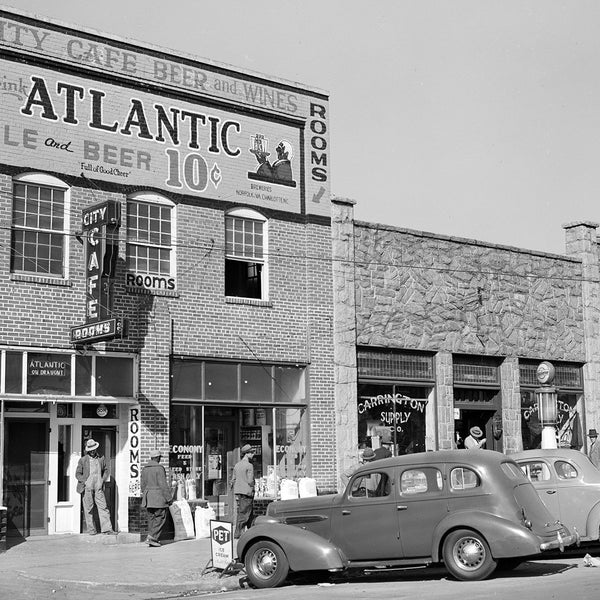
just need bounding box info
[275,407,308,480]
[358,384,428,455]
[96,356,134,397]
[27,352,71,395]
[170,405,203,499]
[274,366,306,403]
[75,355,92,396]
[241,364,272,402]
[57,425,71,502]
[521,390,583,450]
[5,352,22,393]
[171,361,202,399]
[205,363,237,400]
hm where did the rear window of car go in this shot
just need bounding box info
[400,468,443,495]
[519,461,551,482]
[555,460,578,480]
[350,472,391,498]
[450,467,480,490]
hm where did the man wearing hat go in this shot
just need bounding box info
[230,444,256,538]
[141,449,173,547]
[75,438,116,535]
[340,447,377,489]
[588,429,600,469]
[464,426,487,450]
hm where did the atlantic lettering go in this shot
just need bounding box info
[20,76,242,154]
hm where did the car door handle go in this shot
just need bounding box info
[397,505,408,511]
[546,490,557,495]
[342,510,351,515]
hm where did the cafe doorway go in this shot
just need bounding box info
[3,419,49,539]
[80,426,117,533]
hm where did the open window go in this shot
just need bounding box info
[225,208,267,300]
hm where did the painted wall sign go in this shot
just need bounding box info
[0,10,330,216]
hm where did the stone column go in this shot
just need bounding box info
[564,221,600,447]
[500,356,521,454]
[331,197,358,490]
[435,351,454,449]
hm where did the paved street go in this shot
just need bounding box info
[199,557,600,600]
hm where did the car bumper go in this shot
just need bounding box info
[540,530,579,552]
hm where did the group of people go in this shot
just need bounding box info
[79,425,600,549]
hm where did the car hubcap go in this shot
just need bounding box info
[253,548,278,579]
[454,537,485,570]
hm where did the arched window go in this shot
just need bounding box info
[11,173,70,277]
[126,192,176,291]
[225,208,268,300]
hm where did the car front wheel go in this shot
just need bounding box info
[442,529,497,581]
[244,540,290,588]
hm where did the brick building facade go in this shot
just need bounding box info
[0,7,333,539]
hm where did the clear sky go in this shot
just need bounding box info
[4,0,600,255]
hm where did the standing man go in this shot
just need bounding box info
[76,438,116,535]
[141,449,173,547]
[231,444,255,538]
[588,429,600,469]
[464,426,487,449]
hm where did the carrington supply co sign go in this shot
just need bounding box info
[0,10,330,216]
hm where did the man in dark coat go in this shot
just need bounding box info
[75,438,115,535]
[141,449,173,547]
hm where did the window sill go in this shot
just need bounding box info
[11,273,72,287]
[225,296,273,308]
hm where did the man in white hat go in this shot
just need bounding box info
[141,449,173,547]
[464,426,487,450]
[75,438,116,535]
[230,444,256,538]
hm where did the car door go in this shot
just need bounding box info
[552,459,594,538]
[517,459,561,519]
[395,465,447,558]
[331,466,400,560]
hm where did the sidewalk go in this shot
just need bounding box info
[0,533,245,595]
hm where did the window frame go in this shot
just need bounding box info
[11,173,70,279]
[126,191,176,285]
[224,208,268,301]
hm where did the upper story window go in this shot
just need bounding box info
[126,193,176,292]
[225,208,267,300]
[11,173,69,277]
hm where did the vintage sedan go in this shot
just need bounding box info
[512,448,600,544]
[236,450,576,588]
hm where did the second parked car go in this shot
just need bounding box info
[236,449,576,588]
[513,448,600,544]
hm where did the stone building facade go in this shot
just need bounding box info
[333,198,600,483]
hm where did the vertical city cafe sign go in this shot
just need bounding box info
[70,200,128,344]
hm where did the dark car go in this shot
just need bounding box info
[513,448,600,544]
[236,450,576,588]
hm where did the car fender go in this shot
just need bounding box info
[236,523,346,572]
[585,501,600,541]
[431,511,541,561]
